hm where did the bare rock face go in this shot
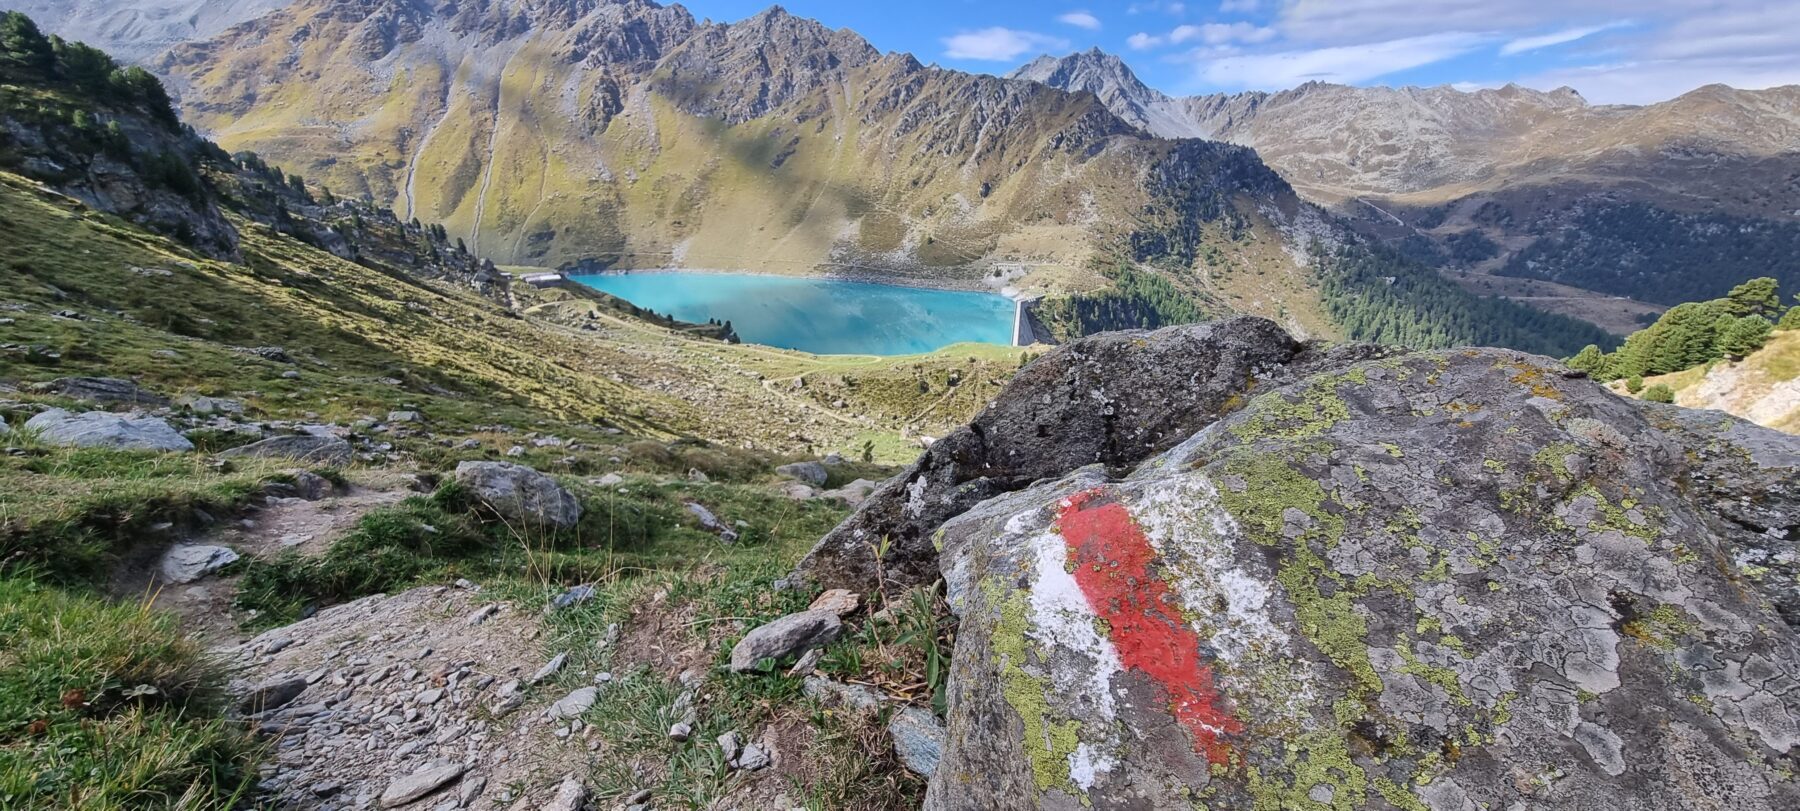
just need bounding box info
[790,317,1398,593]
[452,462,583,530]
[927,346,1800,809]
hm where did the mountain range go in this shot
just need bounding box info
[13,0,1799,342]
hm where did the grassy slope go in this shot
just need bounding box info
[0,171,1028,459]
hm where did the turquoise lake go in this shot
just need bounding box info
[567,271,1017,356]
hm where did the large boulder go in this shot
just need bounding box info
[926,348,1800,809]
[24,408,193,451]
[453,462,583,530]
[791,317,1401,592]
[218,435,353,466]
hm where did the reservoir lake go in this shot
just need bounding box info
[567,271,1017,356]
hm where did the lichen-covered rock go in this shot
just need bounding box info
[453,462,583,530]
[792,317,1385,593]
[928,348,1800,810]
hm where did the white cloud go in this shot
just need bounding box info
[1500,23,1626,56]
[942,27,1071,61]
[1521,55,1800,105]
[1128,2,1188,14]
[1270,0,1692,44]
[1133,20,1275,49]
[1058,11,1102,31]
[1219,0,1262,11]
[1196,32,1492,89]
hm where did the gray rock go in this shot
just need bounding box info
[41,376,168,406]
[925,346,1800,810]
[735,743,770,771]
[453,462,582,530]
[238,675,309,714]
[792,316,1383,592]
[546,687,597,720]
[541,776,587,811]
[684,502,740,542]
[550,585,596,611]
[285,470,335,501]
[178,395,244,416]
[717,730,743,762]
[379,763,464,808]
[25,409,194,452]
[158,544,239,584]
[529,652,568,685]
[819,478,879,507]
[387,410,423,423]
[218,435,352,465]
[888,707,946,777]
[776,461,829,486]
[729,610,842,672]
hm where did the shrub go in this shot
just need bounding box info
[1642,384,1676,404]
[1625,375,1644,394]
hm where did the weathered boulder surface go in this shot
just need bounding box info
[452,462,583,530]
[790,317,1401,592]
[25,408,194,451]
[218,435,353,466]
[927,347,1800,810]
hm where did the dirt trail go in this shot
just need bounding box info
[113,481,409,646]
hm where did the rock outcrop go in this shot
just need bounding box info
[791,317,1400,592]
[920,338,1800,809]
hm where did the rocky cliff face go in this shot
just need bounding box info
[796,317,1800,808]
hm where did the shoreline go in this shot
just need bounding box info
[560,265,1026,301]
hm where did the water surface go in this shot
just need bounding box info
[568,271,1015,356]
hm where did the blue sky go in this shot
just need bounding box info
[678,1,1800,105]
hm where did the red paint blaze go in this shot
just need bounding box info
[1059,489,1242,765]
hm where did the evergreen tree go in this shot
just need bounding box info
[1567,345,1610,378]
[1780,305,1800,331]
[1718,315,1774,358]
[1725,277,1782,318]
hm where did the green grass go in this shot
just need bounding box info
[0,436,293,585]
[0,578,259,810]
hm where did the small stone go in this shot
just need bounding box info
[158,544,240,584]
[379,763,465,808]
[546,687,597,720]
[466,605,499,626]
[668,722,693,742]
[541,775,587,811]
[729,610,843,672]
[807,589,861,616]
[718,730,743,762]
[888,706,947,777]
[416,688,444,706]
[529,653,567,685]
[239,675,310,714]
[786,648,825,678]
[736,743,771,771]
[549,585,595,611]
